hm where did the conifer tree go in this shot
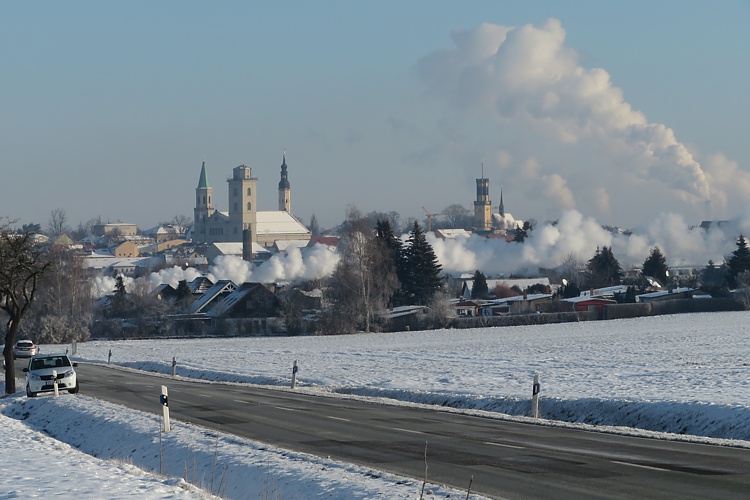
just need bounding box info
[471,270,489,299]
[725,235,750,289]
[642,246,669,286]
[402,222,443,305]
[375,219,407,305]
[585,246,622,288]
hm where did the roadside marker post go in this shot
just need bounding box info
[53,370,59,397]
[71,340,77,355]
[171,357,177,377]
[108,350,112,365]
[291,360,298,389]
[532,374,540,419]
[160,385,171,432]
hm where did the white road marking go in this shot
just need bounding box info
[484,441,525,450]
[327,416,351,422]
[233,399,251,404]
[611,460,671,472]
[274,406,299,412]
[391,427,424,435]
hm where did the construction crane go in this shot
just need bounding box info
[422,207,446,233]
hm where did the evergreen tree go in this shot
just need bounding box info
[375,219,408,305]
[110,274,130,318]
[725,235,750,289]
[470,270,488,299]
[585,246,622,288]
[175,279,193,309]
[402,222,443,305]
[642,246,669,286]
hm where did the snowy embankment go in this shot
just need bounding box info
[1,392,462,499]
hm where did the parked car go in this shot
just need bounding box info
[24,354,79,397]
[13,340,38,358]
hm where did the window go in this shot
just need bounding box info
[247,187,251,196]
[247,202,251,211]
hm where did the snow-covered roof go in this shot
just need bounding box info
[435,228,472,239]
[274,239,310,251]
[210,242,270,255]
[257,211,310,236]
[188,279,237,314]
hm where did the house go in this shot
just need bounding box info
[307,236,340,249]
[637,288,697,303]
[151,283,178,301]
[187,280,237,314]
[206,282,280,319]
[93,223,138,237]
[434,228,472,240]
[188,276,214,296]
[204,242,272,264]
[560,296,617,317]
[114,241,139,258]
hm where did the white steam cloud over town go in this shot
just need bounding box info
[417,19,749,225]
[93,209,750,298]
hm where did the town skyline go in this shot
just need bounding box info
[2,1,748,232]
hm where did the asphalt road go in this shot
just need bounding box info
[18,362,750,499]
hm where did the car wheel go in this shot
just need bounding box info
[26,385,36,398]
[68,383,79,394]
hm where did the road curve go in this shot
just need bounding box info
[58,364,750,499]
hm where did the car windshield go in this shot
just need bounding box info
[30,357,70,370]
[17,341,33,347]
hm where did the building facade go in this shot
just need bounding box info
[192,155,310,248]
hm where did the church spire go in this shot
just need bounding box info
[278,150,290,190]
[197,159,210,189]
[499,186,505,217]
[278,150,291,212]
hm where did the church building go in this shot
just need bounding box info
[192,153,311,248]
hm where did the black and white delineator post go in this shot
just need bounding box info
[171,357,177,377]
[531,375,540,419]
[52,370,59,397]
[291,360,298,389]
[160,385,171,432]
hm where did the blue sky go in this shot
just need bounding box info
[1,1,748,232]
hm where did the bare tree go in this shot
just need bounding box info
[327,207,398,333]
[441,204,471,229]
[160,215,192,237]
[0,220,52,394]
[47,208,71,236]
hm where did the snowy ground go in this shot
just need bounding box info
[3,311,750,498]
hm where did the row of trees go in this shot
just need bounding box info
[323,208,443,333]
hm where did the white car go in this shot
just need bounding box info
[24,354,79,397]
[13,339,38,358]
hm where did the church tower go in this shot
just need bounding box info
[473,164,492,232]
[194,160,215,243]
[228,164,257,244]
[278,151,291,212]
[498,186,505,217]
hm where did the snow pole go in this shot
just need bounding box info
[291,360,298,389]
[160,385,171,432]
[172,357,177,377]
[532,374,540,419]
[53,370,59,397]
[108,349,112,365]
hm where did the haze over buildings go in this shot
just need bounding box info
[1,1,747,233]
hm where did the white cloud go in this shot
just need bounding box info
[415,18,746,224]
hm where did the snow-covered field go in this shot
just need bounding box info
[3,311,750,498]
